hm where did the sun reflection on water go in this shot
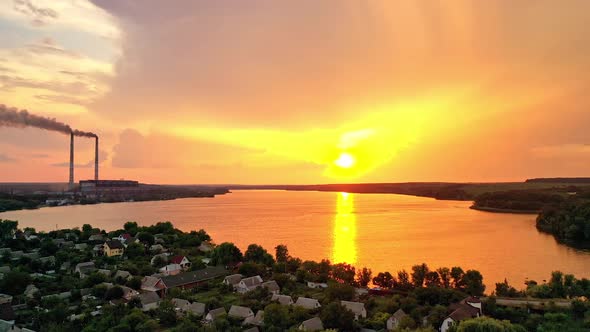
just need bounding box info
[332,192,357,264]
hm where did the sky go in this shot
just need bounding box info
[1,0,590,184]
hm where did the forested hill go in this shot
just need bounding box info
[536,200,590,248]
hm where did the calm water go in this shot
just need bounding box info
[2,190,589,288]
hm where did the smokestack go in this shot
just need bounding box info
[95,136,99,182]
[69,132,74,190]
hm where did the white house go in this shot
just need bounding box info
[228,305,254,320]
[262,280,280,294]
[299,317,324,331]
[387,309,407,330]
[205,307,227,322]
[159,263,183,276]
[295,297,321,310]
[236,275,263,293]
[223,274,243,288]
[306,281,328,289]
[440,297,482,332]
[138,291,160,312]
[341,301,367,320]
[170,256,191,270]
[271,294,294,305]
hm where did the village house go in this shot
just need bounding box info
[171,298,190,312]
[223,274,243,288]
[170,255,191,270]
[228,305,254,320]
[88,234,104,242]
[120,286,139,301]
[74,262,96,279]
[440,297,483,332]
[160,266,228,294]
[141,276,166,297]
[306,281,328,289]
[236,275,263,293]
[24,285,39,299]
[116,233,133,243]
[159,263,182,276]
[205,307,227,322]
[74,243,88,251]
[387,309,408,331]
[103,240,124,257]
[243,327,259,332]
[114,270,132,281]
[262,280,280,294]
[243,310,264,326]
[271,294,294,305]
[150,253,169,266]
[97,269,112,278]
[295,297,321,310]
[138,291,160,312]
[341,301,367,320]
[149,244,165,253]
[299,317,324,331]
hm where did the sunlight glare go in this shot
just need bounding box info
[335,152,355,169]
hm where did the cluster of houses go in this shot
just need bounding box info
[0,229,484,332]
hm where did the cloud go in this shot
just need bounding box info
[13,0,58,26]
[0,153,16,162]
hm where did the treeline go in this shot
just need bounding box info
[0,192,47,212]
[536,200,590,247]
[472,190,565,212]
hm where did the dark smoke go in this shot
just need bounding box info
[0,104,96,137]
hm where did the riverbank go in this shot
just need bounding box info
[469,205,540,214]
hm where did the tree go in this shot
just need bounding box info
[372,272,395,289]
[126,276,142,290]
[495,279,521,297]
[425,271,442,287]
[123,221,138,234]
[0,220,18,240]
[105,286,124,300]
[244,243,275,266]
[438,267,452,288]
[320,302,356,331]
[325,282,355,302]
[411,263,430,288]
[397,270,413,290]
[136,232,155,246]
[331,263,356,284]
[462,270,486,296]
[158,300,177,326]
[455,317,526,332]
[0,270,31,295]
[211,242,243,265]
[451,266,465,289]
[275,244,289,263]
[356,267,372,287]
[263,303,291,330]
[238,262,266,277]
[125,242,145,259]
[152,255,167,268]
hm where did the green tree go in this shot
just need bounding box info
[0,220,18,240]
[263,303,291,330]
[331,263,356,284]
[123,221,138,234]
[325,282,355,302]
[244,243,275,266]
[412,263,430,287]
[105,285,124,300]
[451,266,466,289]
[438,267,452,288]
[454,316,526,332]
[158,300,177,326]
[373,272,395,289]
[136,232,155,245]
[356,267,372,287]
[125,242,145,259]
[0,270,31,295]
[462,270,486,296]
[320,302,356,331]
[397,270,413,290]
[211,242,243,265]
[425,271,442,287]
[275,244,289,263]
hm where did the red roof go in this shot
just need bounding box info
[170,255,186,264]
[121,233,132,240]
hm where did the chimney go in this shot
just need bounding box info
[94,136,99,182]
[69,132,74,190]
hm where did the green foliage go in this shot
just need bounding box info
[454,316,526,332]
[275,244,289,263]
[238,262,266,277]
[264,303,291,330]
[474,190,564,212]
[211,242,243,265]
[356,267,372,287]
[331,263,356,284]
[105,285,124,300]
[462,270,486,296]
[158,300,177,326]
[320,302,356,331]
[536,200,590,246]
[324,282,355,302]
[124,242,145,259]
[136,232,154,245]
[373,271,395,289]
[412,263,430,287]
[495,279,523,297]
[0,270,31,295]
[244,243,275,266]
[0,219,18,240]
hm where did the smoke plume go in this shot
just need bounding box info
[0,104,96,137]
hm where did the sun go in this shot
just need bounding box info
[335,152,355,169]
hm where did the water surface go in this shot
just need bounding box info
[2,190,589,288]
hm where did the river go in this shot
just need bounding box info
[1,190,589,288]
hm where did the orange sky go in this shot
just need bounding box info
[1,1,590,184]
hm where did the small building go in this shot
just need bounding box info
[440,297,482,332]
[228,305,254,320]
[205,307,227,322]
[103,240,124,257]
[198,242,213,252]
[138,291,160,312]
[74,243,88,251]
[160,266,228,293]
[120,286,139,301]
[186,302,206,317]
[223,274,243,287]
[262,280,280,294]
[272,294,294,305]
[341,301,367,320]
[97,269,112,278]
[306,281,328,289]
[159,263,183,276]
[387,309,407,331]
[170,256,191,270]
[243,310,264,326]
[295,297,321,310]
[172,298,190,311]
[299,317,324,331]
[74,262,96,279]
[88,234,104,242]
[114,270,132,281]
[236,275,263,294]
[24,285,39,299]
[149,244,165,253]
[141,276,165,296]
